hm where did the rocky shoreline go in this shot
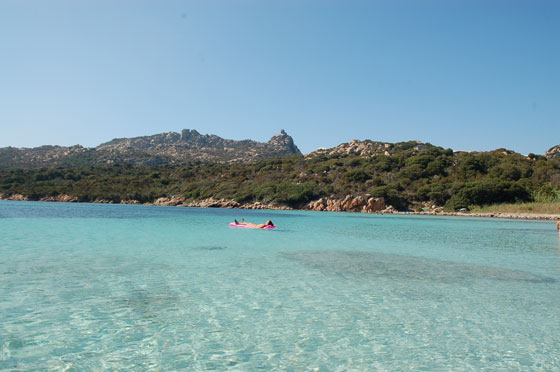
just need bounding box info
[1,193,559,221]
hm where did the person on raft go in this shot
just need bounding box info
[234,219,275,228]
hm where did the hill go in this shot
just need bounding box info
[0,129,301,169]
[1,139,559,212]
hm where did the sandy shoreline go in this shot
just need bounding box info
[396,211,560,221]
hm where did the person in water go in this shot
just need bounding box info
[234,219,274,228]
[557,221,560,233]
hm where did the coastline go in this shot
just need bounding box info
[395,210,560,221]
[2,193,560,221]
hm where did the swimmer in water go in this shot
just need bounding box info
[234,219,274,228]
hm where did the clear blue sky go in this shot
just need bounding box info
[1,0,558,155]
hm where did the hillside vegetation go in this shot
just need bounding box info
[1,140,559,211]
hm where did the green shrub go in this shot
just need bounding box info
[370,185,409,210]
[445,181,531,210]
[532,185,560,203]
[343,170,371,183]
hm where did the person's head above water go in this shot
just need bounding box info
[266,220,274,226]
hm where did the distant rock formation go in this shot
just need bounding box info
[545,145,560,160]
[267,129,300,154]
[0,129,301,169]
[0,145,89,169]
[97,128,301,164]
[306,139,431,158]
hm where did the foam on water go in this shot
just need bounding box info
[1,201,559,371]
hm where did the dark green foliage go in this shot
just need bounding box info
[370,185,408,211]
[445,181,531,210]
[273,183,317,207]
[343,170,371,183]
[417,184,451,206]
[1,145,559,211]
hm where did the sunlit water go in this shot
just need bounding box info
[1,201,559,371]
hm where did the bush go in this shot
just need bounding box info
[445,181,531,210]
[417,184,450,205]
[274,183,317,207]
[533,185,560,203]
[343,170,371,183]
[370,185,409,211]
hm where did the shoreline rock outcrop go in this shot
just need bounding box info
[39,195,78,202]
[147,196,292,210]
[1,193,27,201]
[305,195,388,213]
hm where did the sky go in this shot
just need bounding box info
[0,0,559,155]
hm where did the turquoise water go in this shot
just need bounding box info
[1,201,559,371]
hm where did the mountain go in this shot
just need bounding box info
[545,144,560,160]
[0,129,301,169]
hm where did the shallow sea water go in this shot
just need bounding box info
[0,200,559,371]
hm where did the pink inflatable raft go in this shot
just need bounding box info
[229,222,276,229]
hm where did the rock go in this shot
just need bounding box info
[306,139,433,159]
[121,200,141,204]
[366,197,385,211]
[381,205,395,213]
[267,129,301,154]
[306,196,387,213]
[92,199,114,204]
[39,194,78,202]
[349,196,365,210]
[308,198,326,211]
[1,129,302,169]
[153,196,185,206]
[307,140,392,158]
[340,195,353,209]
[545,144,560,160]
[7,194,27,201]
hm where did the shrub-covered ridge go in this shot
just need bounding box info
[1,141,559,211]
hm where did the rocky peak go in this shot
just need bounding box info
[545,144,560,160]
[267,129,301,154]
[180,129,201,141]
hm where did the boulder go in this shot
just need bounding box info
[9,194,27,201]
[154,196,185,206]
[121,200,141,204]
[305,196,387,213]
[40,194,78,202]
